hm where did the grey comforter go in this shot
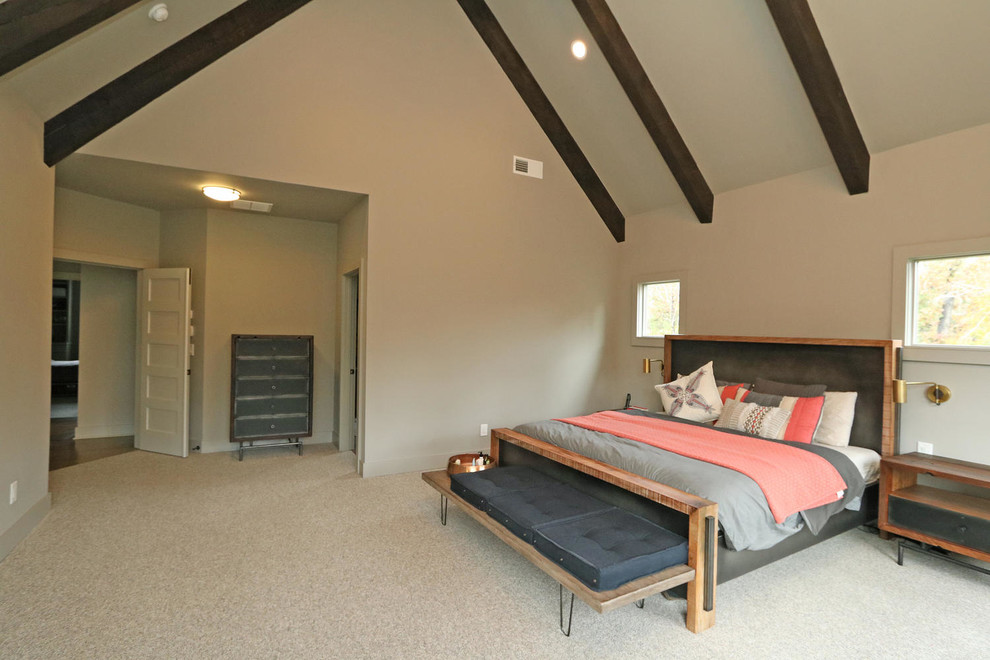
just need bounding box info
[514,409,865,551]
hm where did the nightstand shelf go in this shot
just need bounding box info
[880,453,990,571]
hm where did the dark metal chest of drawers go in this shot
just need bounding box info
[230,334,314,460]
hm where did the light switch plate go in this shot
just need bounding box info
[917,441,934,455]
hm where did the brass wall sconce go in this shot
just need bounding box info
[892,379,952,406]
[643,358,664,375]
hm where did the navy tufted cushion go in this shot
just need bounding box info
[450,466,557,511]
[487,483,615,543]
[533,509,689,592]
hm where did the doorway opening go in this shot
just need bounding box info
[49,260,137,470]
[338,267,362,460]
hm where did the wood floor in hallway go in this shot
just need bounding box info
[50,416,133,471]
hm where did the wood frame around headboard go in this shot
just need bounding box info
[664,335,901,456]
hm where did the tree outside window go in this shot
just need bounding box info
[913,253,990,347]
[638,281,680,338]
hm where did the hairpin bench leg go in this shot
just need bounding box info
[559,584,575,636]
[635,598,645,609]
[440,495,448,526]
[705,514,715,612]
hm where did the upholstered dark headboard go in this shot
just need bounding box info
[664,336,901,455]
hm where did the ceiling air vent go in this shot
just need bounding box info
[513,156,543,179]
[231,199,274,213]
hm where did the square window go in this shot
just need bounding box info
[637,280,680,339]
[910,253,990,348]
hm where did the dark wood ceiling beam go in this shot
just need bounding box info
[457,0,625,242]
[44,0,313,167]
[765,0,870,194]
[572,0,713,224]
[0,0,143,78]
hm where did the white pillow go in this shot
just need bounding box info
[656,361,722,423]
[812,391,858,448]
[715,399,792,440]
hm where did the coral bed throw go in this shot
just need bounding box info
[556,411,846,523]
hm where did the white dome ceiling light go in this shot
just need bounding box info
[202,186,241,202]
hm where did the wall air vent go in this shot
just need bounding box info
[513,156,543,179]
[231,199,274,213]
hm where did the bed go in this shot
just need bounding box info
[490,335,900,628]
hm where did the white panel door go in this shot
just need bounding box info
[135,268,191,457]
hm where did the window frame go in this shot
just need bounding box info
[631,271,685,348]
[892,237,990,365]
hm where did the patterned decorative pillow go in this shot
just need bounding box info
[744,392,825,444]
[715,399,792,440]
[656,361,722,423]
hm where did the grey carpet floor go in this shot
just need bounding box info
[1,445,988,659]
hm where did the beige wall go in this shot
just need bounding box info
[0,92,54,559]
[615,122,990,464]
[159,209,209,447]
[82,0,618,475]
[54,188,160,268]
[76,265,138,440]
[338,197,368,277]
[200,210,337,453]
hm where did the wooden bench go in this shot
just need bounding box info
[423,430,718,634]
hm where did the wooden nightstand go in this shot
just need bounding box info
[879,453,990,574]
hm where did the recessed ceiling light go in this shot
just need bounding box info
[571,40,587,60]
[202,186,241,202]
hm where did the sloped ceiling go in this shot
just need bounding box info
[1,0,244,119]
[486,0,990,217]
[3,0,990,224]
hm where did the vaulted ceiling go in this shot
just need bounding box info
[480,0,990,237]
[3,1,990,239]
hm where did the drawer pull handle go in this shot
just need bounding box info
[270,424,276,429]
[958,525,967,534]
[271,385,277,390]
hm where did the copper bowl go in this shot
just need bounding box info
[447,453,495,475]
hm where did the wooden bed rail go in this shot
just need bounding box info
[491,427,718,633]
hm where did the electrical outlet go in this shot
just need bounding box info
[917,441,934,455]
[480,423,489,437]
[9,481,16,505]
